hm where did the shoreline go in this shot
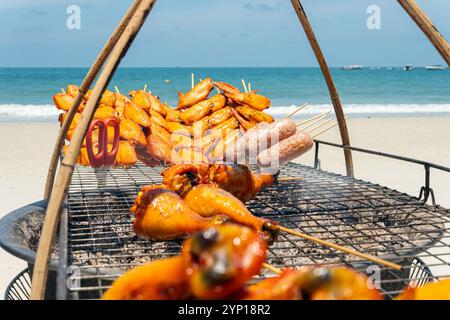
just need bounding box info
[1,117,450,296]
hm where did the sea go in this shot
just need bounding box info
[0,67,449,122]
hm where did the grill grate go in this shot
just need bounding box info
[60,162,450,300]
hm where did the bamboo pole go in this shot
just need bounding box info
[43,0,143,200]
[290,0,354,177]
[397,0,450,67]
[31,0,157,300]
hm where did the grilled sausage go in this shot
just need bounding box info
[232,118,297,162]
[257,132,314,169]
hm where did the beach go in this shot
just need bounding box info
[1,117,450,296]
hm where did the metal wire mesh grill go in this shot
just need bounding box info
[61,162,450,300]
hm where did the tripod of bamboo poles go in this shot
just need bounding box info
[31,0,158,300]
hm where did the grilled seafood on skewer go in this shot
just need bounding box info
[178,78,214,109]
[214,81,271,111]
[131,185,226,240]
[182,224,267,299]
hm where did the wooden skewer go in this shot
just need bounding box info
[114,86,121,94]
[286,103,308,119]
[241,79,248,93]
[268,224,402,270]
[296,110,330,127]
[248,82,252,92]
[312,117,350,139]
[143,84,148,92]
[304,117,334,134]
[262,262,282,275]
[61,88,66,94]
[191,73,195,89]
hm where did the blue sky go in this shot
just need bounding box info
[1,0,449,67]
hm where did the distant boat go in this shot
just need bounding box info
[164,79,171,83]
[425,65,447,71]
[403,65,414,71]
[342,64,363,70]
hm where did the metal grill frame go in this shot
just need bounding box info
[57,147,450,300]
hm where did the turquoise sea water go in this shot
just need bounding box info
[0,67,449,121]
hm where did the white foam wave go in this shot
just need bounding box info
[0,104,60,121]
[267,104,450,117]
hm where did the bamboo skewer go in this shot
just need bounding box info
[114,86,121,94]
[43,0,143,200]
[241,79,248,93]
[312,117,349,139]
[61,88,66,94]
[286,103,308,119]
[296,110,330,127]
[191,73,195,89]
[32,0,158,300]
[248,82,252,92]
[143,84,148,92]
[304,117,334,134]
[262,263,282,275]
[267,224,402,270]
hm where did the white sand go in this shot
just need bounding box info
[1,118,450,297]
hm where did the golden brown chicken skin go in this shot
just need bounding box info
[178,78,214,109]
[103,256,190,300]
[182,224,267,299]
[131,185,225,240]
[119,119,147,147]
[182,184,268,233]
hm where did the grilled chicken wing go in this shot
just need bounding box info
[182,224,267,299]
[131,90,151,110]
[114,92,130,121]
[103,256,190,300]
[162,164,209,196]
[131,185,226,240]
[115,141,138,167]
[125,102,152,127]
[119,119,147,147]
[53,93,76,111]
[182,184,269,233]
[177,78,214,109]
[93,106,116,120]
[146,134,172,164]
[243,267,383,300]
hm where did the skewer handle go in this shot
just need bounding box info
[286,103,308,119]
[262,263,282,275]
[268,224,402,271]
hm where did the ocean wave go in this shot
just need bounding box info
[1,103,450,122]
[0,104,60,121]
[266,104,450,117]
